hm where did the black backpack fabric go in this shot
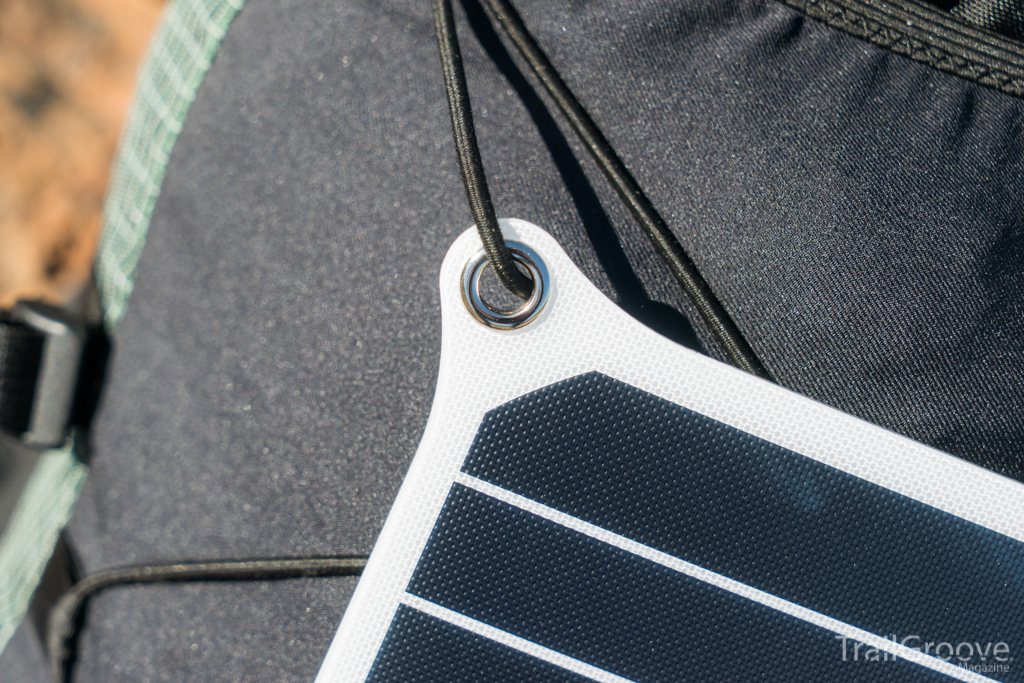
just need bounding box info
[2,0,1023,680]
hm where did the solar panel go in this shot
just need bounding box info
[316,220,1024,683]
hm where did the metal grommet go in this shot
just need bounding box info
[462,241,549,330]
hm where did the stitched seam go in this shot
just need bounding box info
[777,0,1024,97]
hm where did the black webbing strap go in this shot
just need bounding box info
[0,301,106,448]
[0,318,45,435]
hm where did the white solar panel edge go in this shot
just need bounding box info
[316,221,1023,683]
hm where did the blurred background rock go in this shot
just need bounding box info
[0,0,165,308]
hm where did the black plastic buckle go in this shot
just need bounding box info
[0,301,98,448]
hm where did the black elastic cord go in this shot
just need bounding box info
[478,0,769,378]
[432,0,535,300]
[48,555,367,683]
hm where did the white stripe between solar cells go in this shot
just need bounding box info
[456,473,994,683]
[402,594,636,683]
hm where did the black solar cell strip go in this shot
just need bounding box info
[461,372,1024,659]
[406,485,956,683]
[366,604,595,683]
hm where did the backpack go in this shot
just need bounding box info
[2,0,1023,680]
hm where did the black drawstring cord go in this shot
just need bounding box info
[432,0,535,300]
[480,0,769,378]
[436,0,769,378]
[48,555,367,683]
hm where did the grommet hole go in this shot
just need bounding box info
[461,241,549,330]
[475,260,533,313]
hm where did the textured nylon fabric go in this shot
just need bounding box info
[69,578,358,682]
[953,0,1024,40]
[783,0,1024,99]
[0,620,49,683]
[9,0,1018,680]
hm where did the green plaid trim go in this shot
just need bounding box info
[97,0,247,329]
[0,0,247,657]
[0,438,87,652]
